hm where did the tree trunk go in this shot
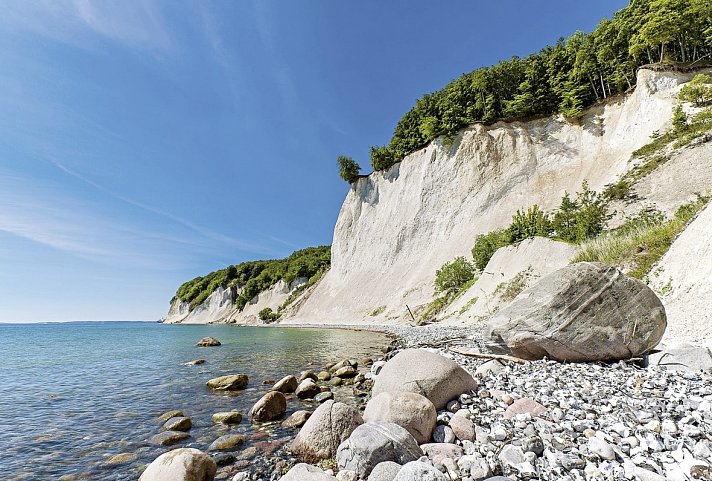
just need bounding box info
[589,77,600,100]
[600,74,607,99]
[660,44,665,63]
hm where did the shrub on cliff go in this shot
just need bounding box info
[258,307,279,322]
[337,155,361,183]
[679,74,712,107]
[552,182,607,243]
[471,229,508,270]
[434,257,475,294]
[507,205,552,243]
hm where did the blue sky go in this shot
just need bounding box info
[0,1,627,322]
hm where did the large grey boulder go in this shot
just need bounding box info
[336,422,423,479]
[291,400,363,461]
[392,461,448,481]
[139,448,216,481]
[485,262,666,362]
[250,391,286,422]
[280,463,338,481]
[363,392,436,444]
[371,349,477,410]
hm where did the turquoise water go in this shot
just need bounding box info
[0,322,391,481]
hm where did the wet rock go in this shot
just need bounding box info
[157,410,184,422]
[280,463,338,480]
[335,366,358,378]
[183,359,206,365]
[292,400,363,461]
[212,411,243,425]
[105,453,138,465]
[318,371,332,381]
[206,374,248,391]
[272,375,298,393]
[196,337,221,347]
[485,262,666,361]
[296,379,321,399]
[211,453,235,466]
[281,410,311,428]
[249,391,286,422]
[209,434,246,451]
[363,392,437,444]
[372,349,477,409]
[336,422,423,479]
[367,461,402,481]
[139,448,216,481]
[299,371,319,382]
[332,377,343,386]
[331,359,358,372]
[150,430,190,446]
[392,461,447,481]
[163,416,192,432]
[315,391,334,403]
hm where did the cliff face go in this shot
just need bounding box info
[284,69,692,325]
[165,278,306,324]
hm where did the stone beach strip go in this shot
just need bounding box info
[139,315,712,481]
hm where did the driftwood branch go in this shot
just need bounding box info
[449,346,527,364]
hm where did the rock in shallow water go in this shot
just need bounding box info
[163,416,192,432]
[139,448,216,481]
[206,374,248,391]
[250,391,286,422]
[208,434,246,451]
[282,410,311,428]
[272,375,298,393]
[150,430,190,446]
[485,262,666,362]
[296,379,321,399]
[211,411,242,425]
[196,337,221,347]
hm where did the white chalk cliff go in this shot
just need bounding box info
[283,69,696,325]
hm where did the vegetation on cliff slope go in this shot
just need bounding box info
[363,0,712,172]
[175,246,330,311]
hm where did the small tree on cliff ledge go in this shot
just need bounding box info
[337,155,361,183]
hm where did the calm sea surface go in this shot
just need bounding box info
[0,322,391,481]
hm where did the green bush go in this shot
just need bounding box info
[552,182,607,243]
[672,104,688,133]
[258,307,279,322]
[471,229,508,270]
[337,155,361,183]
[370,145,397,172]
[507,205,552,243]
[679,74,712,107]
[604,179,632,201]
[175,246,331,312]
[434,257,475,294]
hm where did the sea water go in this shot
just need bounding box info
[0,322,390,480]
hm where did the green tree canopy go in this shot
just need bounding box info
[337,155,361,183]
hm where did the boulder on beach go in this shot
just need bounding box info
[485,262,667,362]
[291,400,363,461]
[392,461,447,481]
[371,349,477,410]
[367,461,402,481]
[139,448,216,481]
[196,337,221,347]
[272,375,298,393]
[363,392,436,444]
[336,422,423,479]
[206,374,248,391]
[250,391,287,422]
[280,463,338,481]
